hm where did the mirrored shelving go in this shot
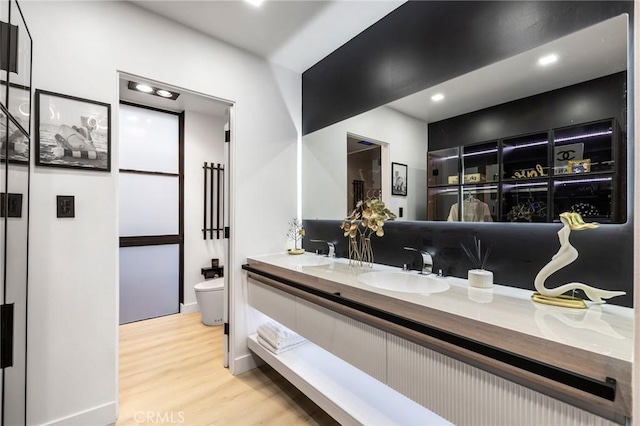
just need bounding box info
[427,186,459,222]
[462,142,499,184]
[502,180,548,223]
[502,132,549,181]
[426,118,624,223]
[427,147,459,186]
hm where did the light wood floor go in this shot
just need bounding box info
[117,313,339,426]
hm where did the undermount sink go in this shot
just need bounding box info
[358,271,450,294]
[281,255,334,267]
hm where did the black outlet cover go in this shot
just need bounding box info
[1,193,22,218]
[57,195,75,218]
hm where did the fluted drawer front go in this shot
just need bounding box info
[247,279,297,331]
[296,298,387,382]
[386,334,617,426]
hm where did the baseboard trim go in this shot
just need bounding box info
[43,401,116,426]
[180,302,199,314]
[232,352,262,375]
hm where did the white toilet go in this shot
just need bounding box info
[194,278,224,326]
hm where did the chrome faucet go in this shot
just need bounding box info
[310,239,335,257]
[403,247,433,274]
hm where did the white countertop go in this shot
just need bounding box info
[247,252,633,363]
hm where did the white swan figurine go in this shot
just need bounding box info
[533,212,625,304]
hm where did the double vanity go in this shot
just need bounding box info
[244,252,632,425]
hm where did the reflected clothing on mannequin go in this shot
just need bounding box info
[447,197,493,222]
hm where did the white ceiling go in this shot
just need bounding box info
[120,4,626,125]
[121,0,404,116]
[129,0,405,73]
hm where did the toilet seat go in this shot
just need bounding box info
[195,280,224,292]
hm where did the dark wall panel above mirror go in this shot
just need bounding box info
[428,73,627,151]
[302,1,632,135]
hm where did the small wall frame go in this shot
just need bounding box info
[391,162,407,196]
[568,158,591,174]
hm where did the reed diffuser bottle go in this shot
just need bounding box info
[460,237,493,288]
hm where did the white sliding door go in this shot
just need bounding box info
[118,103,182,324]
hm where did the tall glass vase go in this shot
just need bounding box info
[348,237,360,266]
[359,237,374,268]
[348,235,374,267]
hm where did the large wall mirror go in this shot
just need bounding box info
[303,14,628,224]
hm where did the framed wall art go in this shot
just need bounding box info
[568,158,591,174]
[392,162,407,196]
[8,0,32,135]
[35,89,111,171]
[7,83,31,134]
[0,112,28,163]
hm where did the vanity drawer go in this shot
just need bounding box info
[247,277,296,331]
[296,298,386,383]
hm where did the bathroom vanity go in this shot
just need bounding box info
[244,253,632,425]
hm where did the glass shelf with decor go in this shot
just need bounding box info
[454,184,498,222]
[427,147,459,186]
[427,187,459,221]
[462,141,499,184]
[502,132,550,181]
[501,180,549,223]
[552,119,616,176]
[552,175,614,223]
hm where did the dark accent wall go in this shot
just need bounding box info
[303,219,633,308]
[302,1,632,135]
[301,1,634,307]
[428,72,627,150]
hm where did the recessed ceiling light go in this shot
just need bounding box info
[431,93,445,102]
[245,0,264,6]
[127,81,180,101]
[135,84,154,93]
[538,54,558,66]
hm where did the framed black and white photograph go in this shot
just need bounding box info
[0,112,29,164]
[35,89,111,171]
[8,0,33,135]
[391,162,407,196]
[7,84,31,135]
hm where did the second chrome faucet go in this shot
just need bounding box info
[310,239,335,257]
[404,247,433,274]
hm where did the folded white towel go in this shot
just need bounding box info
[257,321,306,349]
[257,335,307,355]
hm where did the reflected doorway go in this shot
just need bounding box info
[347,136,382,214]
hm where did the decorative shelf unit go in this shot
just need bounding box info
[502,180,548,223]
[426,118,624,223]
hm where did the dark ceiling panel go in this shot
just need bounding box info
[302,1,632,135]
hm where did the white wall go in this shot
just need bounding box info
[303,105,427,221]
[23,2,299,425]
[184,110,226,308]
